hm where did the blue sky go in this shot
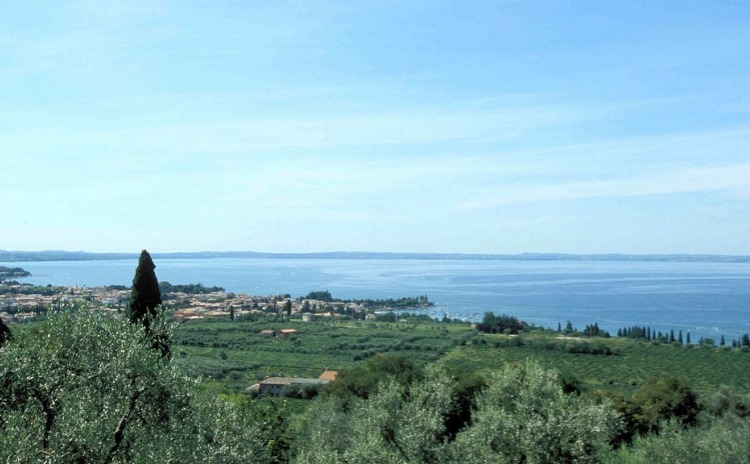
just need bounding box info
[2,1,750,254]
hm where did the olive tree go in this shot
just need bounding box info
[447,360,621,464]
[0,305,264,463]
[295,366,455,464]
[295,360,621,464]
[605,416,750,464]
[630,375,700,432]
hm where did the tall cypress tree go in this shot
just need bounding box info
[284,299,292,318]
[127,250,162,328]
[127,250,170,357]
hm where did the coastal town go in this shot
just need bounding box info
[0,274,431,326]
[0,284,360,324]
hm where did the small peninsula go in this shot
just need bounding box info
[0,266,30,281]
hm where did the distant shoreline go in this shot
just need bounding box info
[2,250,750,263]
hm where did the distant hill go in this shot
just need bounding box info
[0,250,137,262]
[1,250,749,263]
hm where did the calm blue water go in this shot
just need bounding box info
[5,258,750,343]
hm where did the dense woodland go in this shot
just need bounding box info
[2,254,750,462]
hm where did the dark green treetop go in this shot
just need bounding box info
[631,375,701,432]
[0,318,11,347]
[304,290,333,302]
[126,250,162,327]
[284,299,292,317]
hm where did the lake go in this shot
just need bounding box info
[6,258,750,343]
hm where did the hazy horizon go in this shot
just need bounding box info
[4,2,750,255]
[3,249,750,261]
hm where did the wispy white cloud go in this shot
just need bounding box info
[0,104,582,158]
[4,1,750,253]
[4,1,160,77]
[457,162,750,210]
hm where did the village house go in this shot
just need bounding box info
[172,310,195,323]
[249,371,336,397]
[277,328,298,339]
[318,369,339,381]
[202,310,229,320]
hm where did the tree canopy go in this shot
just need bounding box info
[0,306,275,462]
[0,319,11,347]
[476,312,527,334]
[322,353,424,403]
[631,375,701,432]
[298,360,620,464]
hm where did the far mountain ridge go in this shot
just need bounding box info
[1,250,749,263]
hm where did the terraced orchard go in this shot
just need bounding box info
[172,318,474,392]
[173,318,750,396]
[438,331,750,395]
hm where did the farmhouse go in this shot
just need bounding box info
[253,376,330,397]
[318,369,339,381]
[247,369,339,397]
[277,328,297,338]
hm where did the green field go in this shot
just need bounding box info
[173,319,750,396]
[172,318,474,391]
[438,331,750,395]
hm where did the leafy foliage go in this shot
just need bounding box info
[303,290,334,302]
[159,281,225,296]
[0,318,11,347]
[300,290,432,309]
[448,361,621,464]
[0,305,286,463]
[0,306,183,461]
[6,304,750,463]
[295,366,457,463]
[582,322,610,337]
[476,312,527,334]
[605,416,750,464]
[630,375,700,432]
[702,385,750,419]
[296,361,620,464]
[322,353,424,403]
